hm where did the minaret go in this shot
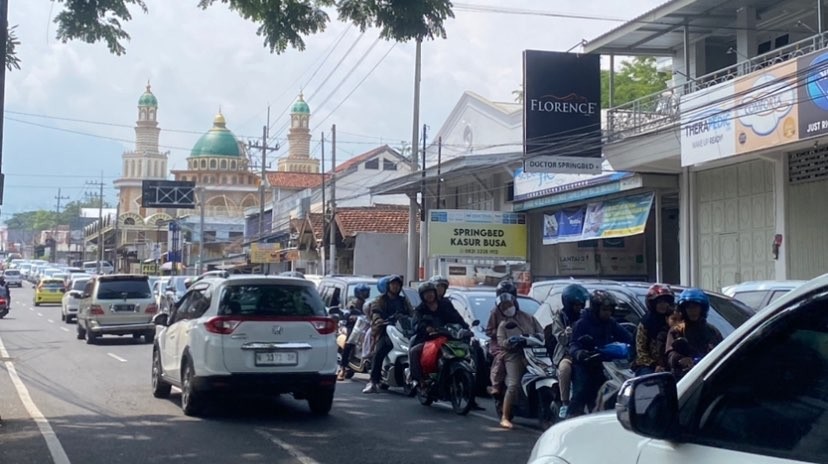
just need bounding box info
[279,92,319,173]
[136,83,161,156]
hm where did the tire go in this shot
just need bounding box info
[34,302,40,307]
[181,361,202,416]
[151,349,172,399]
[85,329,98,345]
[417,382,433,406]
[450,369,474,415]
[536,387,555,430]
[472,345,490,397]
[76,324,86,340]
[60,312,65,322]
[144,331,155,344]
[307,389,334,415]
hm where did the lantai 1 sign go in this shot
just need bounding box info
[523,50,602,175]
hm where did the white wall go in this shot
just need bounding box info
[353,232,407,278]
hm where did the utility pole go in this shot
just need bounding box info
[320,132,326,276]
[198,186,206,275]
[86,173,106,274]
[248,107,279,241]
[437,137,443,208]
[419,124,428,278]
[53,188,69,264]
[329,124,337,275]
[407,38,423,285]
[0,0,9,206]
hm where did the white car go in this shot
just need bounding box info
[150,275,337,416]
[527,274,828,464]
[2,269,23,287]
[62,276,91,323]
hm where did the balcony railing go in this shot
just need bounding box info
[607,32,828,141]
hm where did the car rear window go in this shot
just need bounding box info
[42,280,64,288]
[97,279,152,299]
[4,270,19,276]
[71,279,90,291]
[218,284,326,317]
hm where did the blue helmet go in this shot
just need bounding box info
[354,283,371,300]
[677,288,709,318]
[377,276,390,295]
[561,284,590,310]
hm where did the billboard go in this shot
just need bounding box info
[680,82,737,166]
[733,60,799,154]
[428,210,527,259]
[523,50,601,174]
[542,192,654,245]
[141,180,197,209]
[798,51,828,138]
[250,243,281,264]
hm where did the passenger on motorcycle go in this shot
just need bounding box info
[486,279,520,396]
[568,290,633,417]
[409,282,468,389]
[363,274,414,394]
[430,275,450,301]
[495,293,543,429]
[665,288,723,380]
[337,283,371,381]
[631,284,676,376]
[544,283,590,420]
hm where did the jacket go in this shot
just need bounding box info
[665,320,723,376]
[544,305,581,366]
[569,312,633,363]
[631,322,671,371]
[369,293,414,338]
[496,310,543,362]
[411,300,467,346]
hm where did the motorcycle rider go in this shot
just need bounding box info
[0,276,10,309]
[337,283,371,381]
[430,275,450,301]
[665,288,723,380]
[544,283,590,420]
[409,282,467,389]
[568,290,633,417]
[363,274,414,394]
[496,292,543,429]
[631,284,676,376]
[486,279,520,396]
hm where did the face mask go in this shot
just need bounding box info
[503,307,516,317]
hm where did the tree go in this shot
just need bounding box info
[4,198,110,235]
[3,0,454,67]
[5,25,20,71]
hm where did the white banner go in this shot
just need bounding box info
[680,82,736,167]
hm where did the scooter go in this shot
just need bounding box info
[415,324,476,415]
[0,296,8,319]
[593,342,634,411]
[337,311,373,377]
[379,315,416,395]
[494,328,562,429]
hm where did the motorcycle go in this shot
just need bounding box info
[493,327,562,429]
[378,315,416,394]
[591,342,634,412]
[334,308,373,378]
[0,287,9,318]
[415,324,476,415]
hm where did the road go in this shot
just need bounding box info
[0,283,542,464]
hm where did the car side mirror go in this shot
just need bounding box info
[472,319,480,327]
[152,313,169,327]
[69,290,82,298]
[616,373,679,440]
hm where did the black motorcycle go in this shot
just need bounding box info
[0,287,9,318]
[416,324,476,415]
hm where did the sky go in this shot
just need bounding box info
[2,0,665,221]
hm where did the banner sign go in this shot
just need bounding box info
[523,50,601,174]
[250,243,281,264]
[513,166,631,202]
[542,192,654,245]
[428,210,527,259]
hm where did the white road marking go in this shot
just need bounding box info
[47,319,54,324]
[60,327,70,333]
[29,308,33,311]
[107,353,128,363]
[37,313,43,317]
[256,429,321,464]
[0,335,72,464]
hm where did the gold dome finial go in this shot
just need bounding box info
[213,108,227,128]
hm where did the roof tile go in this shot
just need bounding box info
[266,172,329,190]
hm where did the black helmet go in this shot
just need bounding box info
[430,275,449,288]
[496,280,518,298]
[418,282,437,299]
[589,290,617,316]
[386,274,403,286]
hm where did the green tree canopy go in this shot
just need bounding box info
[5,25,20,71]
[5,198,111,234]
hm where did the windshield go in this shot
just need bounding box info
[72,279,90,291]
[97,279,152,299]
[463,294,541,324]
[167,277,188,293]
[219,284,326,317]
[41,280,64,288]
[347,281,380,300]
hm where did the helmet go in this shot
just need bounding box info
[646,284,675,312]
[496,280,518,298]
[677,288,709,318]
[495,292,516,308]
[386,274,403,287]
[418,282,437,299]
[354,283,371,300]
[589,290,618,316]
[377,276,390,295]
[561,284,590,310]
[430,274,449,288]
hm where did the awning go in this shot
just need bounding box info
[513,173,677,211]
[541,192,655,245]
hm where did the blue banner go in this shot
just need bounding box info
[542,192,654,245]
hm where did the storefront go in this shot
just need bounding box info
[513,167,679,283]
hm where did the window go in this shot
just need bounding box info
[768,290,790,305]
[124,217,135,225]
[365,158,379,170]
[210,159,217,169]
[218,284,326,316]
[96,278,152,299]
[731,290,768,310]
[382,159,397,170]
[200,160,207,169]
[231,161,237,170]
[228,231,243,241]
[682,296,828,462]
[220,160,227,170]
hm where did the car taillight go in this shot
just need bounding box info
[144,304,158,314]
[310,317,337,335]
[0,298,6,305]
[90,305,105,315]
[204,316,242,335]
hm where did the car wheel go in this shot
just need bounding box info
[180,360,202,416]
[34,302,40,307]
[76,323,86,340]
[60,312,65,322]
[151,349,172,399]
[307,389,334,415]
[144,331,155,344]
[85,328,98,345]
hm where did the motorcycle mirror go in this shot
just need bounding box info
[505,321,519,330]
[472,319,480,327]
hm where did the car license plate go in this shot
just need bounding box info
[255,351,297,366]
[113,304,135,312]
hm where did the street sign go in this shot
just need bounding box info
[141,180,196,208]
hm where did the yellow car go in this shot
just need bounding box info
[35,278,66,306]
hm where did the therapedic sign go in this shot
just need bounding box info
[523,50,602,175]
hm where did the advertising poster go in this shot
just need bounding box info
[542,208,586,245]
[797,51,828,138]
[428,210,527,259]
[680,82,737,166]
[250,243,281,264]
[734,59,799,154]
[581,192,654,240]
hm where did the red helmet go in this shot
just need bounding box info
[646,284,675,312]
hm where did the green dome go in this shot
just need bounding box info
[190,113,241,157]
[291,92,310,114]
[139,84,158,107]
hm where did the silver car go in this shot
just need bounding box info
[76,275,158,344]
[2,269,23,287]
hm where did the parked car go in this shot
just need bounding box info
[62,276,91,323]
[317,276,381,312]
[76,274,158,344]
[150,276,337,416]
[721,280,806,310]
[2,269,23,287]
[527,273,828,464]
[34,278,66,306]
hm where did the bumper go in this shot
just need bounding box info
[35,293,63,303]
[87,321,155,335]
[192,372,337,395]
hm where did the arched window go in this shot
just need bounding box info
[210,159,217,169]
[220,160,227,170]
[200,160,207,169]
[124,217,136,225]
[231,161,237,170]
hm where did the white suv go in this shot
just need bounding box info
[2,269,23,287]
[150,276,337,416]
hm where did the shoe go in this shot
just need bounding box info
[336,369,346,381]
[362,382,378,394]
[558,405,569,419]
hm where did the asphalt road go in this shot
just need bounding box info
[0,283,542,464]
